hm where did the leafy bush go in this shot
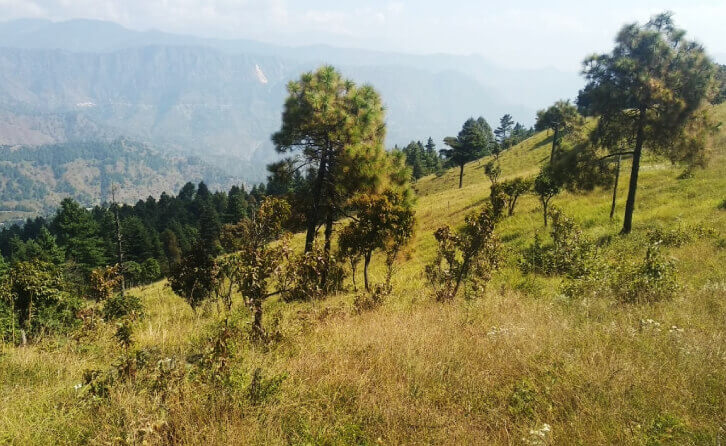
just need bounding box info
[426,203,502,301]
[612,242,678,303]
[280,245,345,302]
[491,176,532,216]
[102,293,144,321]
[520,207,596,278]
[0,260,83,343]
[352,284,390,314]
[88,264,122,301]
[562,241,678,303]
[141,258,161,284]
[168,246,218,311]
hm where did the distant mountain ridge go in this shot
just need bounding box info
[0,18,582,193]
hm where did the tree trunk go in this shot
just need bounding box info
[363,252,371,292]
[550,127,559,163]
[350,260,358,292]
[622,108,646,235]
[542,199,549,227]
[305,151,328,253]
[610,154,622,221]
[458,164,464,189]
[251,299,264,342]
[317,209,334,290]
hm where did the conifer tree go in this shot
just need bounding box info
[578,12,717,233]
[535,100,583,163]
[272,65,390,253]
[442,117,494,188]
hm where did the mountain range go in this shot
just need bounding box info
[0,18,587,218]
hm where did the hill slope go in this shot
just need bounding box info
[0,139,234,222]
[1,104,724,444]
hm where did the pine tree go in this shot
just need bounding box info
[578,12,717,234]
[442,117,494,188]
[535,100,583,163]
[51,198,107,273]
[271,65,390,254]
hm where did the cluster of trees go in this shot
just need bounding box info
[0,181,268,282]
[397,139,444,180]
[166,66,417,338]
[494,114,535,151]
[484,13,721,235]
[440,115,533,189]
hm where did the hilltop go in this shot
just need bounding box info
[2,101,724,444]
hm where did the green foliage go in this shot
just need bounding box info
[520,208,596,278]
[102,294,144,322]
[122,261,143,287]
[141,258,161,284]
[52,198,107,273]
[426,203,502,301]
[272,65,392,252]
[221,197,291,340]
[491,177,533,216]
[88,264,122,301]
[578,12,718,233]
[442,117,495,188]
[533,167,561,226]
[400,140,443,180]
[280,245,346,303]
[535,100,583,162]
[613,242,678,303]
[246,367,287,406]
[338,190,415,291]
[168,245,218,311]
[483,160,501,185]
[494,114,515,149]
[0,260,82,342]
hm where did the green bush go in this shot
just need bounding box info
[613,242,678,303]
[562,241,678,303]
[520,208,597,278]
[141,258,162,284]
[102,293,144,321]
[0,260,83,342]
[280,245,345,302]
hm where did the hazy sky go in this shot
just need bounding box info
[2,0,725,71]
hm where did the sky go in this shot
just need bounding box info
[1,0,725,71]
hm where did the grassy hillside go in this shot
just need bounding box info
[2,104,725,445]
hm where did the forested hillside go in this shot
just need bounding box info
[0,139,234,221]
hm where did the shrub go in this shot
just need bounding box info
[613,242,678,303]
[520,207,596,278]
[280,245,345,302]
[122,261,143,287]
[338,190,415,291]
[562,241,678,303]
[168,245,218,311]
[491,176,532,216]
[718,198,726,210]
[0,260,83,343]
[88,264,122,301]
[141,258,161,284]
[426,203,502,301]
[102,293,144,321]
[352,284,390,314]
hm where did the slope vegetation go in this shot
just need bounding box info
[1,104,725,445]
